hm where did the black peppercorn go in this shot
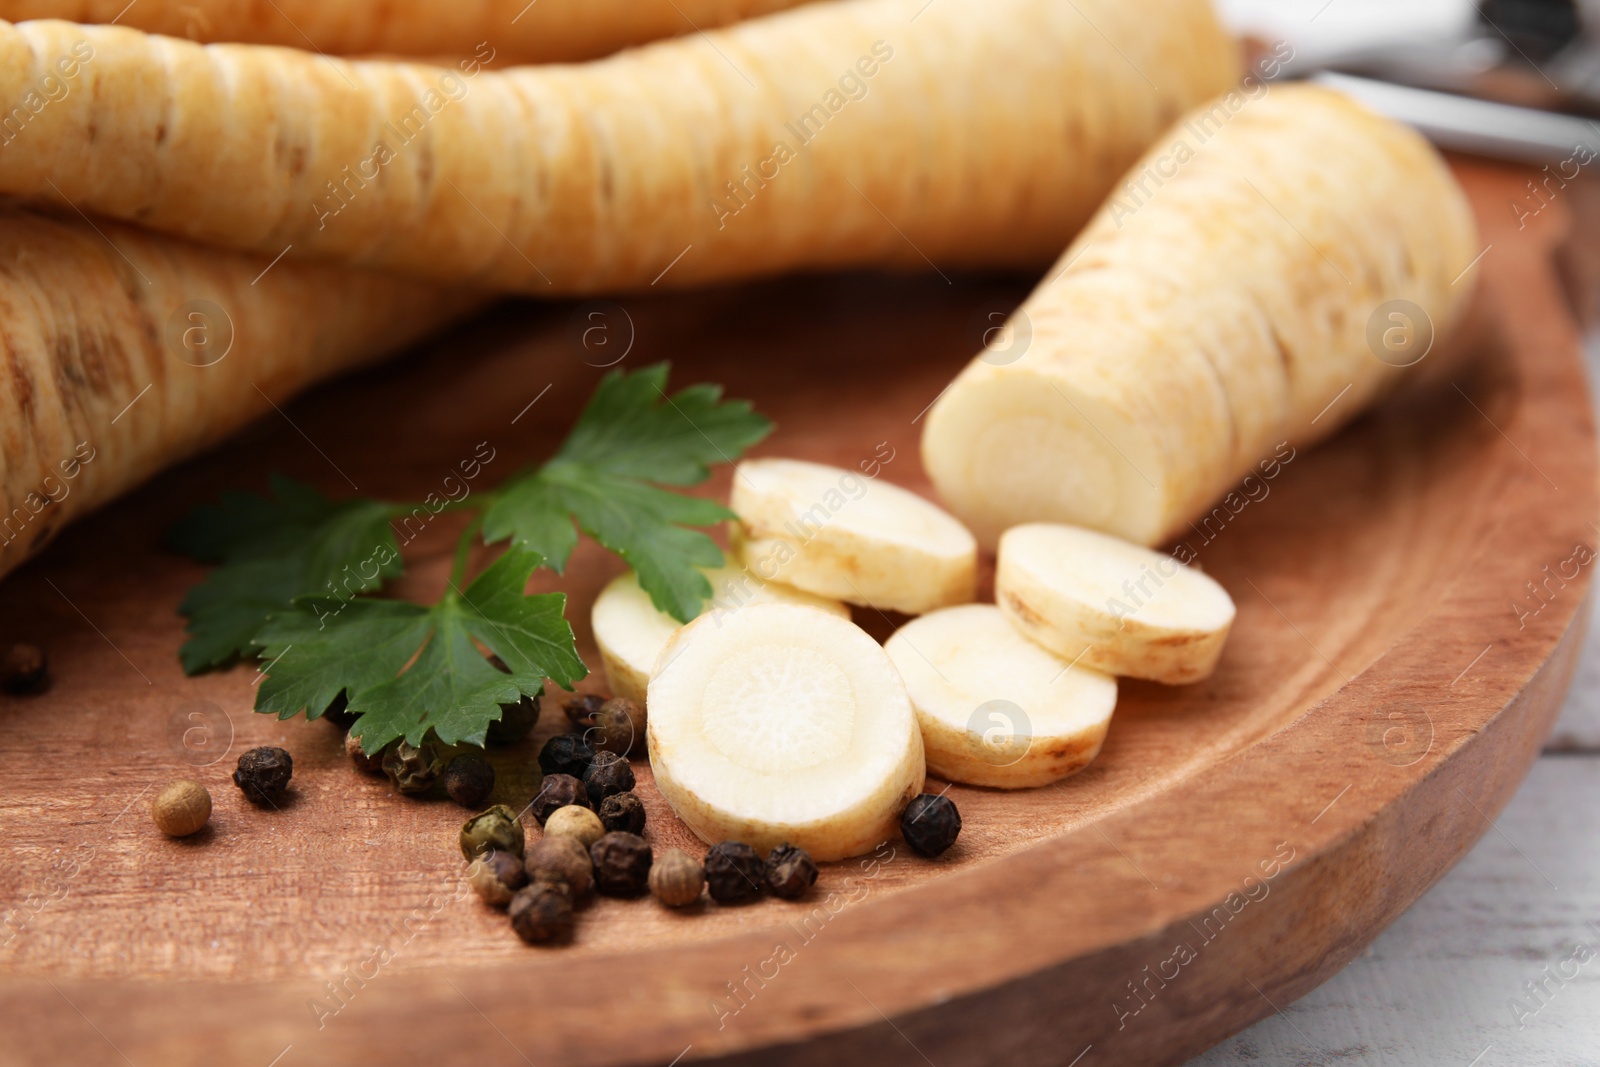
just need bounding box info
[487,693,541,746]
[525,835,594,898]
[585,697,643,756]
[509,881,574,944]
[529,773,590,826]
[563,692,606,727]
[344,730,387,775]
[0,642,48,694]
[597,791,646,835]
[444,752,496,807]
[383,739,444,795]
[320,691,356,730]
[764,844,818,900]
[590,831,652,897]
[466,848,528,907]
[232,746,293,806]
[538,734,594,778]
[582,750,635,806]
[901,793,961,856]
[704,841,765,904]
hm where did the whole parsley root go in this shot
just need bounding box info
[0,0,1239,294]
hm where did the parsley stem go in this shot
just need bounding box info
[448,513,486,591]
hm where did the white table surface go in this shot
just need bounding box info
[1186,337,1600,1066]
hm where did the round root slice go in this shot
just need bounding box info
[996,523,1236,684]
[730,457,978,615]
[591,565,849,706]
[647,603,925,861]
[886,605,1118,789]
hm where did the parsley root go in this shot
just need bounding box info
[0,0,1240,294]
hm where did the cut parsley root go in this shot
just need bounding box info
[921,85,1478,547]
[730,458,977,615]
[885,605,1117,789]
[647,604,924,860]
[591,565,847,707]
[0,0,1241,293]
[0,207,475,585]
[1,0,815,63]
[171,365,772,754]
[996,524,1236,685]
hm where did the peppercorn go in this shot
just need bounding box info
[344,730,387,775]
[764,843,819,900]
[703,841,765,904]
[0,642,48,695]
[232,746,293,806]
[460,804,526,860]
[443,752,496,808]
[320,691,356,730]
[529,773,590,826]
[465,848,528,907]
[509,881,574,944]
[487,693,541,747]
[649,848,705,908]
[524,835,594,898]
[590,832,652,897]
[582,749,635,806]
[543,805,605,848]
[563,692,606,727]
[597,791,647,835]
[587,697,644,756]
[151,779,211,837]
[383,739,444,795]
[538,734,594,778]
[901,793,961,856]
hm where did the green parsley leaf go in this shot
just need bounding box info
[258,545,586,753]
[482,364,771,622]
[171,477,402,674]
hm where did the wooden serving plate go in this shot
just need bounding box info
[0,160,1593,1067]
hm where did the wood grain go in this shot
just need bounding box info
[0,158,1593,1066]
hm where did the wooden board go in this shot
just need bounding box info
[0,159,1592,1067]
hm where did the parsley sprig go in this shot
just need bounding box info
[169,364,771,753]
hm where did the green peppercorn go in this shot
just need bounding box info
[443,752,495,808]
[383,739,444,795]
[538,734,594,778]
[524,835,593,898]
[0,642,47,695]
[582,750,635,806]
[487,693,541,747]
[509,881,574,944]
[460,804,526,860]
[704,842,764,904]
[344,729,387,775]
[232,746,293,806]
[466,848,528,907]
[590,832,652,897]
[764,844,818,900]
[529,773,589,825]
[901,793,961,856]
[649,848,705,908]
[597,791,646,835]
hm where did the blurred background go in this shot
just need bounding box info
[1192,2,1600,1063]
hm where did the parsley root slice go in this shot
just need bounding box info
[0,0,815,63]
[921,85,1480,548]
[255,545,587,754]
[730,458,977,615]
[997,524,1236,685]
[0,207,476,586]
[591,565,847,706]
[0,0,1240,293]
[886,604,1118,789]
[647,603,923,861]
